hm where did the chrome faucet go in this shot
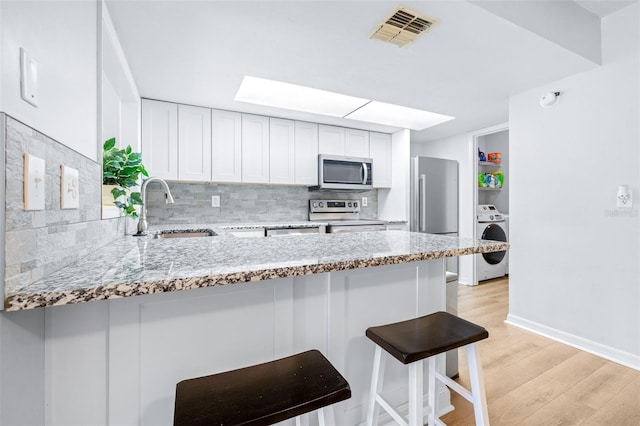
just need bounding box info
[134,177,175,236]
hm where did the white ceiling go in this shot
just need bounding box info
[105,0,629,143]
[574,0,635,16]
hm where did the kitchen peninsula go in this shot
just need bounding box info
[4,229,507,425]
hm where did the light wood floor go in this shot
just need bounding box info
[440,277,640,426]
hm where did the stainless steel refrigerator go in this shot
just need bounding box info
[410,156,460,377]
[410,156,458,235]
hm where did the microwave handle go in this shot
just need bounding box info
[362,163,368,185]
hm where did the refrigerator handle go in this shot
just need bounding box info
[362,163,368,185]
[419,174,427,232]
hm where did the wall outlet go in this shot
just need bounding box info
[211,195,220,207]
[362,196,368,207]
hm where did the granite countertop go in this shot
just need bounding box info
[4,229,508,312]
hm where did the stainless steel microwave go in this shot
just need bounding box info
[311,154,373,192]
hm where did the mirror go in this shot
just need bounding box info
[100,3,141,219]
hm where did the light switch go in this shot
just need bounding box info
[24,153,45,210]
[20,48,39,107]
[60,165,79,209]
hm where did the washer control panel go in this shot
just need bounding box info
[477,204,504,222]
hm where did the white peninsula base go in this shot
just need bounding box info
[44,259,452,425]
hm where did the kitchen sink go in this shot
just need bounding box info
[154,229,217,239]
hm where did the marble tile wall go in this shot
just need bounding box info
[4,115,124,296]
[144,182,378,224]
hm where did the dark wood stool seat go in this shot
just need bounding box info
[366,311,489,364]
[365,311,490,426]
[174,349,351,426]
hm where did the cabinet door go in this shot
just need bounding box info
[141,99,178,180]
[294,121,319,185]
[369,132,392,188]
[269,118,295,184]
[178,104,211,181]
[242,114,270,183]
[345,128,370,158]
[211,109,242,183]
[318,125,345,155]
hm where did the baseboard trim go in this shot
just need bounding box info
[505,314,640,371]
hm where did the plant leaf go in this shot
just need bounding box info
[103,138,116,151]
[130,192,143,204]
[111,187,127,198]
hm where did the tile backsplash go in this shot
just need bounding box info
[3,115,124,296]
[144,182,378,225]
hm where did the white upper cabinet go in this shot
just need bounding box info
[318,125,345,155]
[269,118,295,184]
[294,121,319,185]
[211,109,242,183]
[242,114,270,184]
[178,104,211,181]
[141,99,178,180]
[369,132,392,188]
[345,128,370,158]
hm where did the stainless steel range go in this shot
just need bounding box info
[309,199,386,233]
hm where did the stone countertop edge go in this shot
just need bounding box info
[4,230,508,312]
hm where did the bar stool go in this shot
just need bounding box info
[174,349,351,426]
[365,311,489,426]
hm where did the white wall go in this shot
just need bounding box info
[0,0,98,161]
[508,3,640,368]
[410,133,476,285]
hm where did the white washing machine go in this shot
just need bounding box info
[476,205,508,281]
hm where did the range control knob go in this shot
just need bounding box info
[347,202,352,208]
[319,201,324,208]
[354,201,358,208]
[490,215,494,220]
[312,201,318,208]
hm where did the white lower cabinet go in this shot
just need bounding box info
[211,109,242,183]
[242,114,270,183]
[269,118,295,184]
[178,104,212,181]
[141,99,178,180]
[369,131,392,188]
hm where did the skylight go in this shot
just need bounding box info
[234,76,454,131]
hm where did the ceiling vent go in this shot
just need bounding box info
[370,6,436,47]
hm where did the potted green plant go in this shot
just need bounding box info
[102,137,149,219]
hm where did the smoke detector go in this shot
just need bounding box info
[370,6,437,47]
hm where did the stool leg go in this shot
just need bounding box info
[318,407,326,426]
[408,360,424,426]
[427,356,437,426]
[366,345,386,426]
[467,343,490,426]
